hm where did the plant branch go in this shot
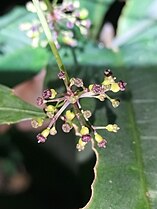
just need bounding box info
[44,0,53,12]
[32,0,69,88]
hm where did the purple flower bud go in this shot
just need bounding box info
[92,84,104,94]
[97,139,107,148]
[85,19,91,29]
[42,89,51,99]
[104,69,112,77]
[58,71,65,80]
[118,80,127,91]
[31,25,38,32]
[82,134,91,142]
[70,78,84,87]
[66,3,75,11]
[66,21,74,29]
[36,97,43,106]
[36,133,47,143]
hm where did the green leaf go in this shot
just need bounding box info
[0,46,49,71]
[79,0,114,39]
[84,68,157,209]
[0,6,49,71]
[0,84,45,124]
[108,0,157,66]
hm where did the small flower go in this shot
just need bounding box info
[50,126,57,135]
[91,84,104,94]
[110,83,120,93]
[111,99,120,108]
[82,134,91,142]
[66,21,74,29]
[77,8,89,19]
[80,126,89,135]
[45,105,56,112]
[97,139,107,148]
[118,80,127,91]
[31,118,44,128]
[76,138,87,151]
[37,128,50,143]
[42,89,52,99]
[105,124,120,132]
[82,110,92,120]
[94,133,107,148]
[65,110,75,121]
[58,71,65,80]
[104,69,112,77]
[70,78,84,87]
[96,94,106,101]
[42,89,57,99]
[37,133,46,143]
[36,97,43,106]
[62,123,72,133]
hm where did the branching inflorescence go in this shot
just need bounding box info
[20,1,91,48]
[32,69,126,151]
[29,0,126,151]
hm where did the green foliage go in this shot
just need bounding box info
[0,84,45,124]
[114,0,157,66]
[85,67,157,209]
[0,6,49,71]
[79,0,114,38]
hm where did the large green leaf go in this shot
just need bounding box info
[0,84,45,124]
[83,67,157,209]
[113,0,157,50]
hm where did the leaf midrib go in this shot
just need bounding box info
[127,91,151,209]
[0,107,44,115]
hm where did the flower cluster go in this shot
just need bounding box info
[20,1,91,48]
[32,69,126,151]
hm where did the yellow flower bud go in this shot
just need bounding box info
[94,133,103,143]
[110,83,120,92]
[45,105,55,112]
[66,110,75,121]
[102,77,115,86]
[79,9,89,19]
[105,124,120,132]
[31,118,44,128]
[50,126,57,135]
[111,99,120,108]
[80,126,89,135]
[50,89,57,99]
[76,138,87,151]
[41,128,50,138]
[88,84,93,91]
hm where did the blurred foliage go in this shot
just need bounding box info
[0,84,45,124]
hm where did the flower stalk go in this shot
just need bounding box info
[31,0,127,151]
[32,0,69,88]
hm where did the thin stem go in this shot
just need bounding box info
[32,0,69,88]
[44,0,53,12]
[48,100,70,128]
[52,0,58,7]
[71,48,79,68]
